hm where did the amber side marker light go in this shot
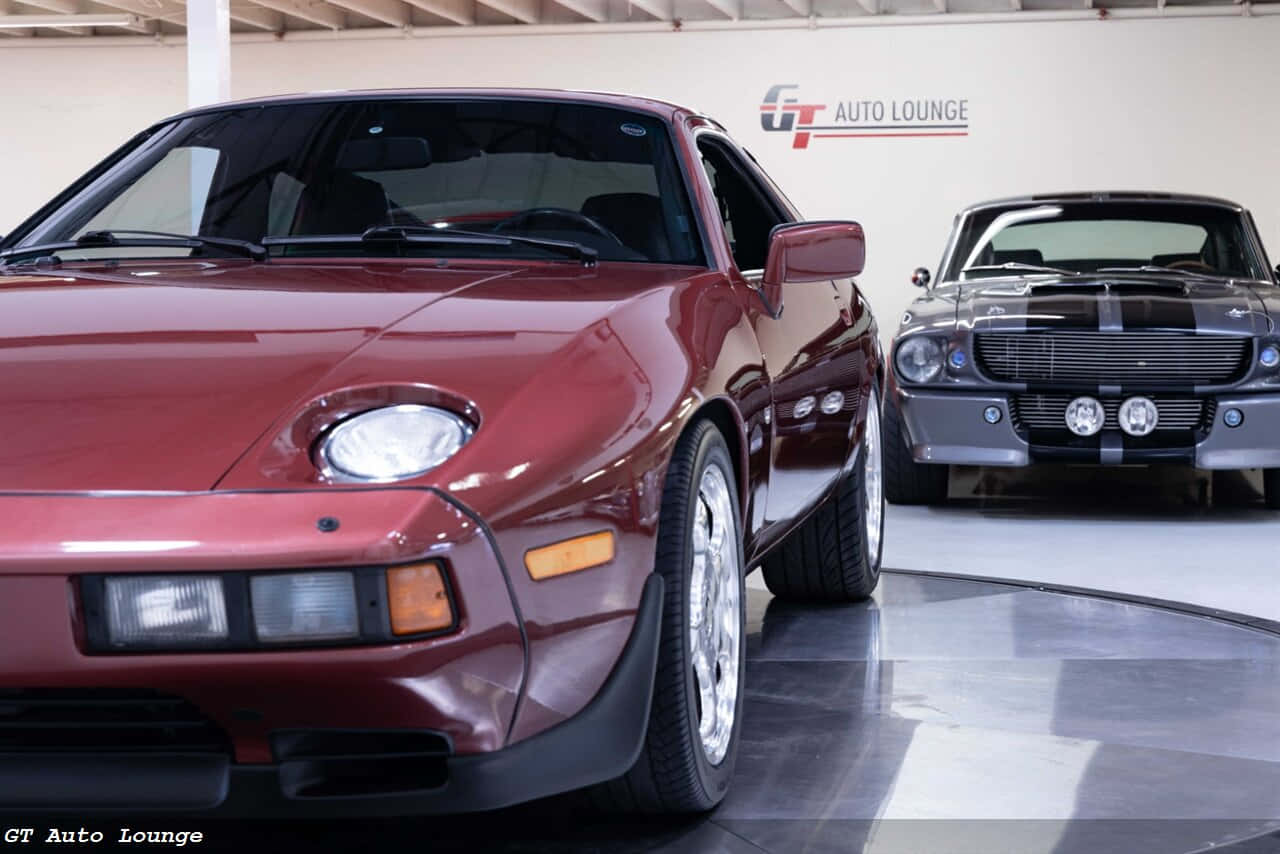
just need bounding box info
[524,531,615,581]
[387,563,454,636]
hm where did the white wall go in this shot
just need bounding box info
[2,17,1278,329]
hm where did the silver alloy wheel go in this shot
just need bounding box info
[864,393,884,563]
[689,462,741,766]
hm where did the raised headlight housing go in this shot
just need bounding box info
[895,336,946,384]
[319,404,473,483]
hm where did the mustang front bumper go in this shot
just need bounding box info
[0,488,660,815]
[897,388,1280,469]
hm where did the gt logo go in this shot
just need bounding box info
[759,85,827,150]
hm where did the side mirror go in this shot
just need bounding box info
[762,221,865,287]
[912,267,932,288]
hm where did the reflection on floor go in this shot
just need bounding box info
[883,465,1280,623]
[210,574,1280,854]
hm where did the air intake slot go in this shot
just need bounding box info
[0,688,228,754]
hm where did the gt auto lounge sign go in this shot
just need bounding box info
[761,84,970,149]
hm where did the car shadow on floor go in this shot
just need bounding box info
[939,464,1276,523]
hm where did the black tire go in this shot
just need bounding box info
[594,420,746,813]
[882,388,949,505]
[760,387,884,603]
[1265,469,1280,510]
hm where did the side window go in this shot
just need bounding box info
[697,138,785,273]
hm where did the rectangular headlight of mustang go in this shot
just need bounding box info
[104,575,229,648]
[249,571,359,643]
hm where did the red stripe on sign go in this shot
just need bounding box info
[813,132,970,139]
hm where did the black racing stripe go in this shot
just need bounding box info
[1121,432,1199,463]
[1118,293,1197,330]
[1024,286,1101,330]
[1028,430,1102,464]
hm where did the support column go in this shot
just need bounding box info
[186,0,231,108]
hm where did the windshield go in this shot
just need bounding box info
[942,201,1266,281]
[12,99,705,266]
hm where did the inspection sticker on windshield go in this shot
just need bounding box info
[620,123,647,138]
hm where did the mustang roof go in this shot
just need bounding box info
[962,191,1246,214]
[166,87,702,124]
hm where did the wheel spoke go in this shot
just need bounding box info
[688,461,741,766]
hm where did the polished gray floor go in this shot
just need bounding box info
[885,465,1280,623]
[198,573,1280,853]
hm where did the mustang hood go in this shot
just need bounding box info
[0,262,517,492]
[956,274,1273,336]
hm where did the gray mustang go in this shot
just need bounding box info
[885,192,1280,508]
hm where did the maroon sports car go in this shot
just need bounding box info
[0,89,883,815]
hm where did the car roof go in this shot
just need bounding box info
[165,87,712,125]
[961,191,1246,215]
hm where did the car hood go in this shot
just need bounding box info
[0,260,694,492]
[946,273,1276,336]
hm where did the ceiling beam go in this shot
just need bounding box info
[11,0,93,32]
[85,0,180,30]
[626,0,671,18]
[779,0,810,15]
[171,0,284,32]
[325,0,408,25]
[252,0,345,27]
[854,0,877,13]
[701,0,739,18]
[551,0,606,19]
[225,1,284,28]
[0,0,34,32]
[474,0,537,22]
[402,0,472,24]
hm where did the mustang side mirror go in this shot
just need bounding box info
[762,221,865,289]
[911,267,931,288]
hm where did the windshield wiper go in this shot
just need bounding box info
[0,230,267,265]
[961,262,1080,277]
[1096,265,1227,280]
[262,225,598,266]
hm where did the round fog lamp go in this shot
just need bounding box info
[1260,346,1280,369]
[1118,396,1159,437]
[1224,408,1244,428]
[983,406,1002,424]
[1064,396,1105,437]
[948,350,968,371]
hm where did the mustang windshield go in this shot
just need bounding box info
[10,99,705,266]
[944,201,1267,281]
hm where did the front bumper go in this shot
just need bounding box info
[0,488,659,815]
[896,388,1280,469]
[0,576,662,816]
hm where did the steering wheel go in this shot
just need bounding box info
[1167,259,1216,273]
[493,207,624,245]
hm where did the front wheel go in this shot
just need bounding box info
[597,420,745,813]
[760,386,884,602]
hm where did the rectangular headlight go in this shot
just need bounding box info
[250,571,359,643]
[104,575,228,648]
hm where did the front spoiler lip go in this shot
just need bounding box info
[0,574,663,817]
